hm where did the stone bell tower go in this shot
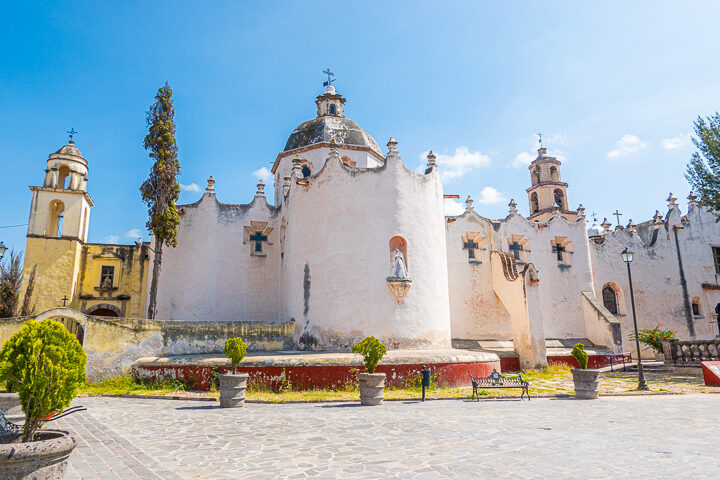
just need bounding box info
[525,147,576,222]
[22,137,94,312]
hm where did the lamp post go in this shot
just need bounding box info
[0,242,7,260]
[621,247,649,391]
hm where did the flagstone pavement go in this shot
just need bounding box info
[55,394,720,479]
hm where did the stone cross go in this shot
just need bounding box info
[323,68,335,87]
[537,132,543,148]
[612,210,622,226]
[61,295,69,307]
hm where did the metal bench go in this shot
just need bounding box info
[470,369,530,401]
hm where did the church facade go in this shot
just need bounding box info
[20,85,720,368]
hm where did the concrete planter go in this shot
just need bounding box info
[219,373,249,408]
[571,368,600,399]
[357,372,386,406]
[0,429,77,480]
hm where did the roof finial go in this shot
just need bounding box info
[66,128,78,143]
[322,68,335,88]
[256,179,265,196]
[537,131,543,148]
[205,176,215,193]
[426,150,437,169]
[387,137,398,154]
[465,196,474,213]
[508,199,518,215]
[667,192,678,208]
[688,191,699,210]
[577,204,585,218]
[601,217,612,233]
[626,219,637,233]
[329,138,340,156]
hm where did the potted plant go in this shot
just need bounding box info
[570,343,600,399]
[219,337,248,408]
[352,336,387,406]
[0,319,86,478]
[630,322,676,362]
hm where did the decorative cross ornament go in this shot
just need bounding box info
[244,221,273,254]
[537,132,543,148]
[61,295,69,307]
[323,68,335,87]
[66,128,78,141]
[461,232,485,262]
[612,210,622,226]
[509,242,523,260]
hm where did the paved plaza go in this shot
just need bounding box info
[56,394,719,479]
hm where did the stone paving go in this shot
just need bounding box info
[55,394,720,479]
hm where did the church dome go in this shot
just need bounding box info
[283,116,381,155]
[54,140,84,158]
[587,220,604,237]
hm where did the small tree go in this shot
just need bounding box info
[571,343,589,370]
[686,112,720,220]
[0,319,87,442]
[0,251,35,318]
[140,82,181,319]
[223,337,247,374]
[352,336,387,374]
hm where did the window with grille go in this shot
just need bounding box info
[602,286,618,314]
[713,247,720,274]
[100,266,114,288]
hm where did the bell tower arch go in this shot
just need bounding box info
[525,147,576,222]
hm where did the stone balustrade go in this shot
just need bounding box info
[662,339,720,365]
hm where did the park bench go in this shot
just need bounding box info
[470,369,530,401]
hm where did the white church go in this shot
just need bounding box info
[149,84,720,368]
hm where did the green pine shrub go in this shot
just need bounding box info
[0,319,87,442]
[571,343,589,370]
[223,337,247,374]
[352,336,387,374]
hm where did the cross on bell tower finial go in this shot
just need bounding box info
[322,68,335,87]
[537,132,543,148]
[67,128,78,142]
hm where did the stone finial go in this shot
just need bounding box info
[508,199,518,215]
[206,176,215,193]
[687,191,699,210]
[256,180,265,196]
[626,219,637,233]
[329,138,340,157]
[465,196,474,213]
[387,137,398,155]
[667,192,678,208]
[292,154,302,176]
[427,150,437,169]
[601,217,612,233]
[653,210,663,224]
[282,175,291,196]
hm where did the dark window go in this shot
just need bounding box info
[329,104,336,115]
[602,286,618,314]
[101,266,114,287]
[713,247,720,274]
[302,166,311,177]
[692,302,700,316]
[553,244,565,262]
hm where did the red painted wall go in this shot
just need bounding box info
[500,353,631,372]
[132,360,501,392]
[701,361,720,387]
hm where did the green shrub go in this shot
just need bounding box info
[223,337,247,374]
[629,322,676,353]
[351,336,387,374]
[0,319,87,442]
[571,343,589,370]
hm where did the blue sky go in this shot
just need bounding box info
[2,1,719,253]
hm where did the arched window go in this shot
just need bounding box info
[48,200,65,237]
[554,189,564,209]
[549,166,559,182]
[533,166,541,185]
[58,165,71,189]
[389,235,408,269]
[602,286,618,314]
[530,192,539,214]
[329,104,336,115]
[691,297,702,317]
[301,165,311,177]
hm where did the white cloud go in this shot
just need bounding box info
[607,134,646,159]
[125,228,142,239]
[104,235,120,244]
[180,183,201,192]
[513,151,534,168]
[252,167,272,182]
[661,133,690,150]
[419,146,491,181]
[476,186,507,205]
[443,198,465,216]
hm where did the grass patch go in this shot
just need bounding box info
[80,375,189,397]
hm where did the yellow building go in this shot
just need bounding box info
[21,139,149,318]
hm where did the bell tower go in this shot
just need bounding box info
[22,137,94,312]
[526,147,576,222]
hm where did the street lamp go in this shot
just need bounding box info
[0,242,7,260]
[621,247,649,390]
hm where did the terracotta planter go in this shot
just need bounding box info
[357,372,386,406]
[571,368,600,399]
[219,373,249,408]
[0,429,77,480]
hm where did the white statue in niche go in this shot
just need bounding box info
[390,249,409,280]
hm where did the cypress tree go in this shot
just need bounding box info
[686,112,720,220]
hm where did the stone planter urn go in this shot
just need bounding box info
[357,372,386,406]
[571,369,600,399]
[0,429,77,480]
[219,373,249,408]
